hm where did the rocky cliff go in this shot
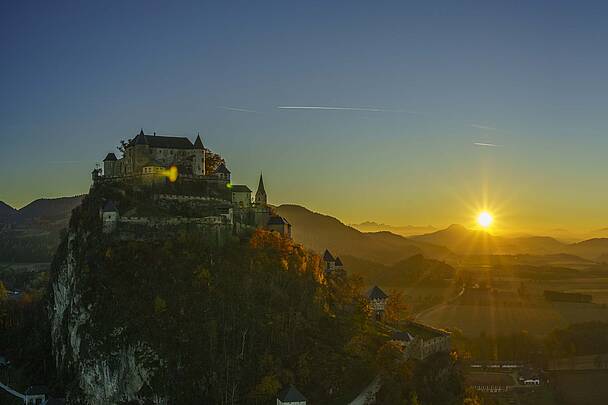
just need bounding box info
[48,184,377,404]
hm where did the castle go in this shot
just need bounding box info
[94,130,291,240]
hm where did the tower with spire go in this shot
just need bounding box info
[254,173,267,206]
[193,133,205,175]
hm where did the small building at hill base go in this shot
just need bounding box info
[367,286,389,320]
[391,321,451,360]
[322,249,344,274]
[276,384,306,405]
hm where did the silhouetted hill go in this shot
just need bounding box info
[342,254,455,288]
[0,201,17,221]
[351,221,436,236]
[566,238,608,261]
[411,224,567,255]
[410,224,608,260]
[16,195,84,223]
[274,204,453,265]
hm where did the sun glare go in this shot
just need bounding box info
[477,211,493,228]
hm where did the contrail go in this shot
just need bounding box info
[219,106,260,113]
[277,106,421,114]
[471,124,497,131]
[473,142,502,147]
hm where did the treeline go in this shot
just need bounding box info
[0,231,60,262]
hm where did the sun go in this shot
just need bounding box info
[477,211,493,228]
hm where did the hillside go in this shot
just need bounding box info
[46,188,385,404]
[274,204,453,265]
[0,201,17,221]
[16,195,84,223]
[342,254,456,288]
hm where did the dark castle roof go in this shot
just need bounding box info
[102,200,118,213]
[392,331,415,342]
[334,256,343,266]
[103,153,117,161]
[368,286,388,300]
[323,249,334,262]
[277,385,306,402]
[130,130,195,149]
[268,215,289,225]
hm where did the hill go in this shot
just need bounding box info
[274,204,453,265]
[410,224,608,260]
[0,201,17,222]
[16,195,84,223]
[342,254,456,288]
[351,221,436,236]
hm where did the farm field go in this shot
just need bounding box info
[417,300,608,336]
[548,370,608,405]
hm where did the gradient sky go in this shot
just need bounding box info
[1,1,607,232]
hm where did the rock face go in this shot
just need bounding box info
[49,205,161,404]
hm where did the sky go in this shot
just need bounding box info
[1,1,607,233]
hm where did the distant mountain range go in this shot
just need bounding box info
[0,196,84,226]
[274,205,453,265]
[409,224,608,261]
[350,221,436,237]
[3,196,608,264]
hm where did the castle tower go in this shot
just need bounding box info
[255,173,267,206]
[103,153,117,177]
[131,129,150,174]
[193,133,206,176]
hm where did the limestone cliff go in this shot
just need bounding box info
[49,193,163,404]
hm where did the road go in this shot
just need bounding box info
[348,376,381,405]
[413,285,464,321]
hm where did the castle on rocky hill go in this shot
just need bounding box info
[93,130,291,241]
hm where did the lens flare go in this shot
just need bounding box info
[161,166,178,182]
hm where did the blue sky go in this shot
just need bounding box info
[1,1,607,231]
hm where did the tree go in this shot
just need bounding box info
[0,281,7,301]
[205,150,225,174]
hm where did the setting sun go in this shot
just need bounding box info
[477,211,493,228]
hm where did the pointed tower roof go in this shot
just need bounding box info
[134,129,148,145]
[323,249,334,262]
[368,286,388,300]
[103,153,117,161]
[256,173,266,194]
[194,133,204,149]
[334,256,343,267]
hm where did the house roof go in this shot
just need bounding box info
[392,331,415,342]
[102,200,118,213]
[25,385,49,395]
[277,385,306,402]
[323,249,334,262]
[103,153,117,161]
[215,163,230,174]
[268,216,290,225]
[368,286,388,300]
[334,256,343,266]
[231,185,252,193]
